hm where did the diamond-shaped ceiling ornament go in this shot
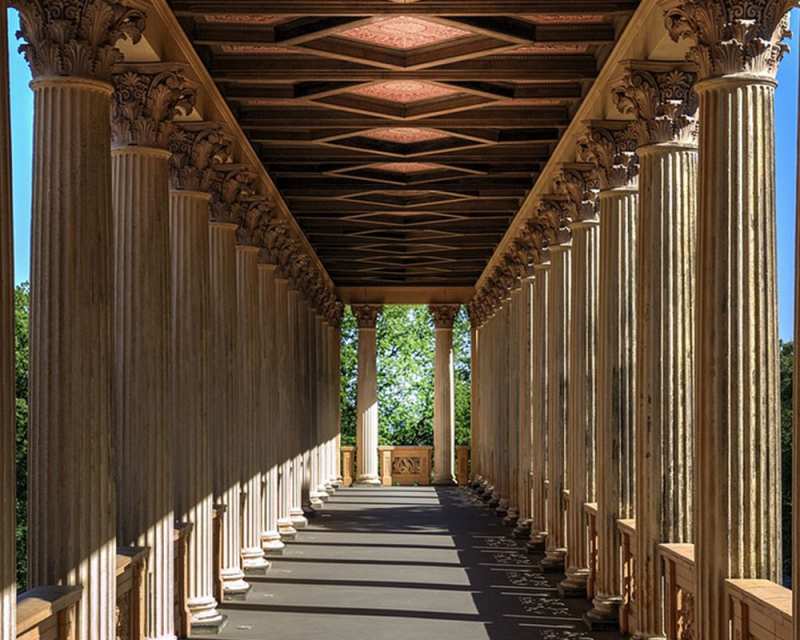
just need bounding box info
[338,16,471,50]
[348,80,458,104]
[369,162,445,174]
[360,128,449,144]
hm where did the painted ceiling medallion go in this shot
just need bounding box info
[338,16,470,50]
[360,127,449,144]
[349,81,458,104]
[370,162,445,174]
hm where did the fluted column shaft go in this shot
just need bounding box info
[506,289,521,519]
[257,263,283,553]
[334,325,343,483]
[287,289,307,526]
[356,326,380,484]
[635,143,697,636]
[274,277,296,538]
[0,4,13,637]
[208,223,248,591]
[28,77,117,640]
[530,264,549,545]
[543,247,570,569]
[470,324,479,481]
[433,326,456,485]
[236,246,269,572]
[517,277,533,527]
[589,188,637,624]
[562,220,598,594]
[695,76,781,639]
[112,146,175,640]
[170,190,220,626]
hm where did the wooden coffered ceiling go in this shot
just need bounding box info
[168,0,639,288]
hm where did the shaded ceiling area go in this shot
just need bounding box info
[169,0,639,288]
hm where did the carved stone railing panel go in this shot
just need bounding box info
[378,446,394,486]
[115,549,146,640]
[660,543,696,640]
[16,586,82,640]
[173,523,193,639]
[390,447,433,486]
[726,580,792,640]
[618,520,637,635]
[340,446,355,487]
[455,446,470,486]
[212,505,226,604]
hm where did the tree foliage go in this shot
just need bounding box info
[780,340,793,583]
[15,282,29,589]
[339,305,471,447]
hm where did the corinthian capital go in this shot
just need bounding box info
[663,0,795,80]
[612,61,698,146]
[111,63,197,149]
[534,197,573,249]
[576,121,639,191]
[554,163,599,225]
[13,0,145,81]
[238,195,276,247]
[168,123,233,192]
[208,165,256,224]
[352,305,382,329]
[428,304,460,330]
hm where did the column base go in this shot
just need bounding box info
[355,474,381,486]
[188,595,225,632]
[541,548,566,573]
[502,507,519,526]
[315,484,331,500]
[290,507,308,528]
[241,547,270,576]
[260,530,285,556]
[432,475,456,486]
[526,531,547,553]
[220,567,251,599]
[309,493,325,508]
[494,498,508,516]
[583,593,622,631]
[277,517,297,540]
[324,481,336,494]
[487,491,500,507]
[512,518,531,538]
[558,567,590,598]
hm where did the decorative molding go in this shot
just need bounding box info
[576,121,639,191]
[611,62,698,147]
[111,63,196,149]
[428,304,460,330]
[168,122,233,192]
[663,0,795,80]
[352,304,382,329]
[13,0,146,81]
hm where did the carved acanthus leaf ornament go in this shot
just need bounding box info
[238,195,277,247]
[111,65,197,148]
[352,304,382,329]
[612,66,698,146]
[209,167,256,225]
[554,165,599,225]
[14,0,145,81]
[169,123,233,192]
[576,123,639,191]
[429,304,460,329]
[663,0,796,80]
[534,198,573,248]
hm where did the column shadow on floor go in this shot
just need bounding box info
[190,486,625,640]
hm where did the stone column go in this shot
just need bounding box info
[208,218,249,593]
[257,256,285,555]
[236,243,270,573]
[578,122,639,629]
[111,63,195,640]
[528,257,550,551]
[169,123,231,630]
[467,308,480,485]
[274,272,297,539]
[429,305,460,485]
[504,283,520,525]
[542,229,571,573]
[353,305,382,485]
[0,3,13,638]
[613,62,699,637]
[16,4,145,638]
[513,272,534,539]
[557,166,599,597]
[664,4,789,637]
[795,28,800,640]
[287,284,308,528]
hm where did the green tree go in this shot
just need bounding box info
[780,340,792,583]
[339,307,357,446]
[15,282,29,589]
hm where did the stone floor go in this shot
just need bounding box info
[193,486,625,640]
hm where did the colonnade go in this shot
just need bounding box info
[468,3,795,638]
[0,2,344,639]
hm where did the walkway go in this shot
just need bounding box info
[195,487,624,640]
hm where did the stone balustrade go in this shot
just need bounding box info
[726,580,792,640]
[16,587,81,640]
[584,503,598,600]
[618,519,637,635]
[659,543,696,640]
[342,446,469,487]
[173,523,193,639]
[115,550,147,640]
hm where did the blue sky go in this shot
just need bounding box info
[5,9,800,339]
